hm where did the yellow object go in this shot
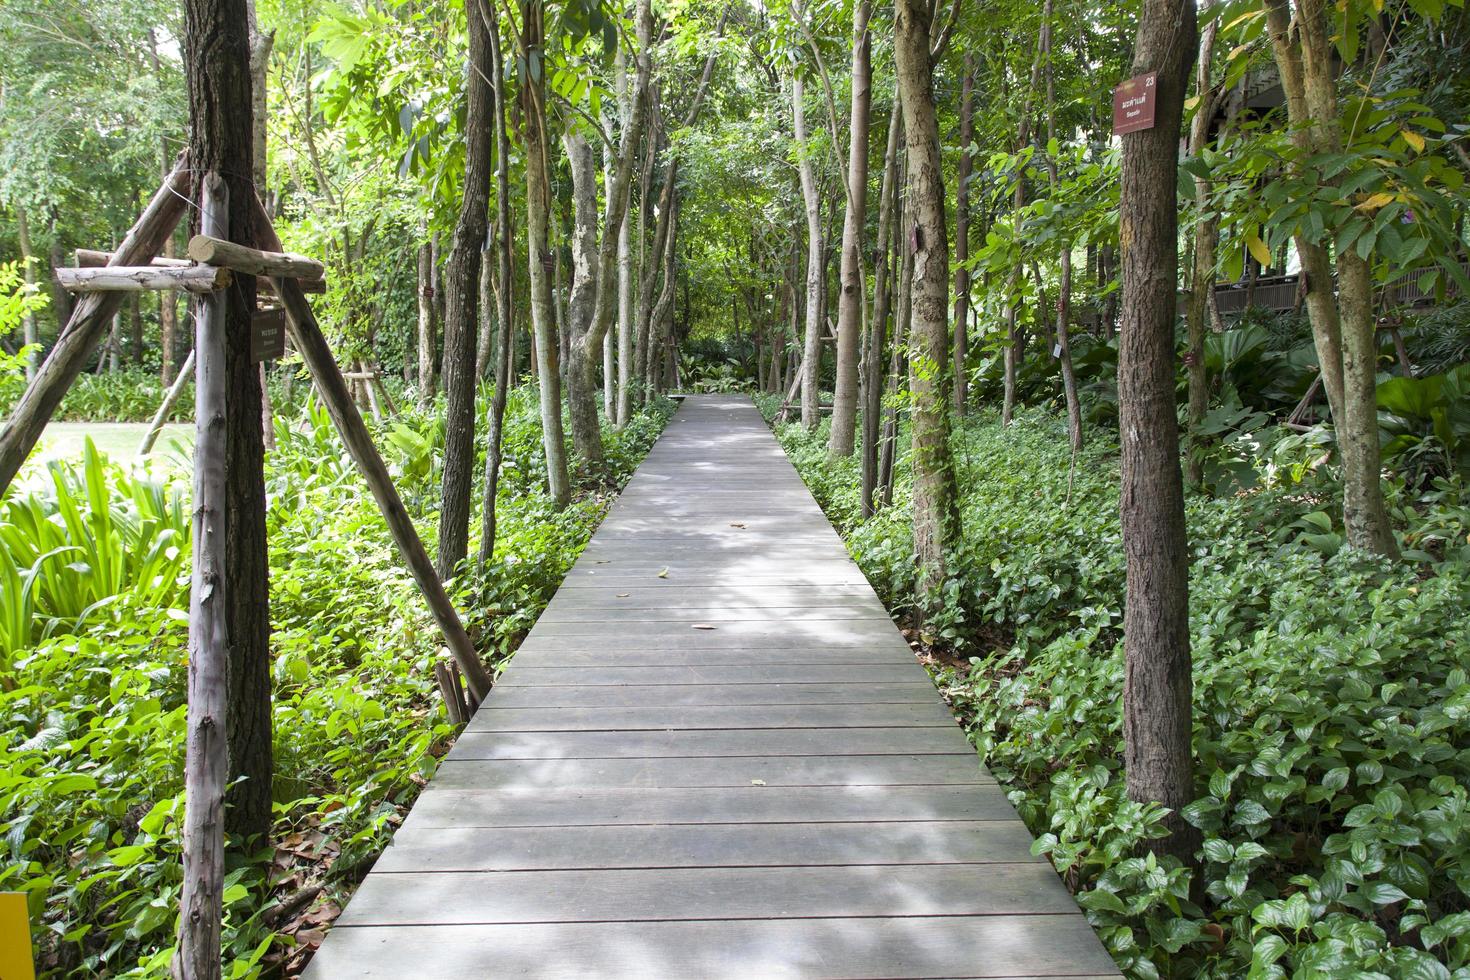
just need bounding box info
[0,892,36,980]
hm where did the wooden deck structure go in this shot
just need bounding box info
[306,395,1118,979]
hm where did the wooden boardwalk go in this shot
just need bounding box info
[306,395,1117,979]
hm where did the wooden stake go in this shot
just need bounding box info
[75,248,325,293]
[177,173,231,980]
[138,349,198,457]
[0,161,191,493]
[250,195,494,704]
[55,265,231,294]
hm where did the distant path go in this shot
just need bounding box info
[305,394,1118,979]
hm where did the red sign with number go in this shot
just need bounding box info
[1113,72,1157,135]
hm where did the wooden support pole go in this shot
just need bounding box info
[55,265,231,294]
[187,234,325,280]
[251,195,494,703]
[177,173,231,980]
[138,349,198,457]
[0,161,191,493]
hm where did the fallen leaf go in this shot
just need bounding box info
[617,593,630,598]
[593,559,610,564]
[692,623,717,630]
[751,779,766,786]
[657,568,669,578]
[729,522,747,529]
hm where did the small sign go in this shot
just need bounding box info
[1052,343,1063,358]
[1113,72,1157,135]
[251,309,287,362]
[0,892,36,980]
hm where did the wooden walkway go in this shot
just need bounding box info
[306,395,1117,979]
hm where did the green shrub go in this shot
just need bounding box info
[767,402,1470,978]
[0,388,672,977]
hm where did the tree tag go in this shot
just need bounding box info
[1113,72,1157,134]
[251,309,287,362]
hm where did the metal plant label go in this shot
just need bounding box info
[251,309,287,362]
[1112,72,1157,135]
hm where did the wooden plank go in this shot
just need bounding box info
[304,917,1121,979]
[486,682,938,707]
[429,754,992,790]
[308,395,1114,979]
[371,819,1027,872]
[501,663,929,684]
[537,605,894,623]
[465,702,957,733]
[402,783,1019,828]
[332,863,1077,926]
[449,727,971,759]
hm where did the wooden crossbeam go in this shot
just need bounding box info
[55,265,231,294]
[76,247,326,294]
[188,234,325,280]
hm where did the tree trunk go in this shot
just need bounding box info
[523,0,571,507]
[1118,0,1198,869]
[563,127,602,465]
[477,0,515,568]
[416,235,437,405]
[436,0,495,577]
[827,1,872,457]
[181,0,273,962]
[862,96,901,517]
[952,57,975,417]
[791,74,825,429]
[1185,13,1220,485]
[893,0,960,608]
[880,191,913,509]
[15,206,38,380]
[1041,0,1082,452]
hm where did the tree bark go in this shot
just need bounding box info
[565,0,655,466]
[15,206,38,380]
[1118,0,1198,868]
[952,57,975,417]
[862,95,902,517]
[436,0,495,576]
[563,127,602,465]
[1185,12,1220,485]
[893,0,961,608]
[479,0,515,567]
[1040,0,1082,452]
[792,73,825,430]
[416,234,437,406]
[523,0,572,507]
[827,0,872,457]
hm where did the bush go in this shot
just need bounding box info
[766,401,1470,978]
[0,389,673,977]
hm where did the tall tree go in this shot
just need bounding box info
[827,0,873,457]
[893,0,961,608]
[1118,0,1198,866]
[791,71,824,429]
[522,0,572,507]
[436,0,496,577]
[951,55,974,417]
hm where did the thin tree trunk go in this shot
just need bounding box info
[862,95,901,517]
[827,0,872,457]
[436,0,495,576]
[792,73,824,429]
[478,0,515,568]
[1041,0,1082,452]
[15,206,38,380]
[523,0,571,507]
[1185,12,1220,485]
[416,235,437,405]
[563,127,602,464]
[952,57,975,417]
[880,192,913,509]
[1118,0,1198,868]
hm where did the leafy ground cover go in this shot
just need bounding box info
[0,388,673,977]
[759,394,1470,979]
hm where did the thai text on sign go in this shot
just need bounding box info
[1113,72,1157,135]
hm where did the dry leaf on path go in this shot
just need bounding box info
[692,624,717,630]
